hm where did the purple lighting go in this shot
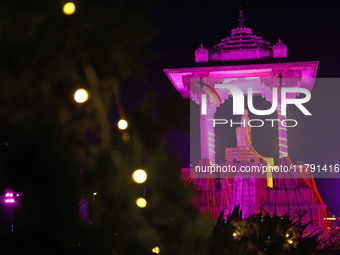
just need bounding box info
[4,198,14,204]
[4,192,16,204]
[164,8,328,236]
[5,192,13,198]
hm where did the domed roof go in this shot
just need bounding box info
[195,8,287,62]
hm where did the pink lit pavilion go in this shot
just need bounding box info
[164,8,327,235]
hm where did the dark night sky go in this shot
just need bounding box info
[123,0,340,215]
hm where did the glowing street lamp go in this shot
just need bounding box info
[4,198,14,204]
[3,191,21,233]
[117,119,128,130]
[132,169,147,184]
[74,89,88,103]
[152,246,160,254]
[5,192,13,197]
[136,197,147,208]
[4,192,15,204]
[63,2,76,15]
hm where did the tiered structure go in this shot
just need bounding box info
[164,8,327,235]
[195,8,287,63]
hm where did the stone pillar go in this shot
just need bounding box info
[277,76,288,158]
[200,100,216,164]
[277,105,288,158]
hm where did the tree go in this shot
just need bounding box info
[210,206,327,255]
[0,1,213,254]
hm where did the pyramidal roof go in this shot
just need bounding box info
[195,8,287,63]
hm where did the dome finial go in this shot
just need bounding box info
[238,7,245,27]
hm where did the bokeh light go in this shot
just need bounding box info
[63,2,76,15]
[4,192,15,204]
[117,119,128,130]
[132,169,147,184]
[5,192,13,198]
[136,197,147,208]
[152,246,160,254]
[74,89,88,103]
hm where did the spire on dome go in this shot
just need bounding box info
[238,7,245,27]
[197,8,287,62]
[195,43,208,52]
[274,38,286,47]
[195,43,209,62]
[273,38,287,58]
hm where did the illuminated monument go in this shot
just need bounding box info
[164,8,327,234]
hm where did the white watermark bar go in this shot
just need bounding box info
[189,163,340,179]
[190,78,340,179]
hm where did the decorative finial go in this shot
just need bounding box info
[196,43,207,52]
[238,7,245,27]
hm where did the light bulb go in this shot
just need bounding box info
[117,119,128,130]
[132,169,147,184]
[136,197,147,208]
[63,2,76,15]
[74,89,88,103]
